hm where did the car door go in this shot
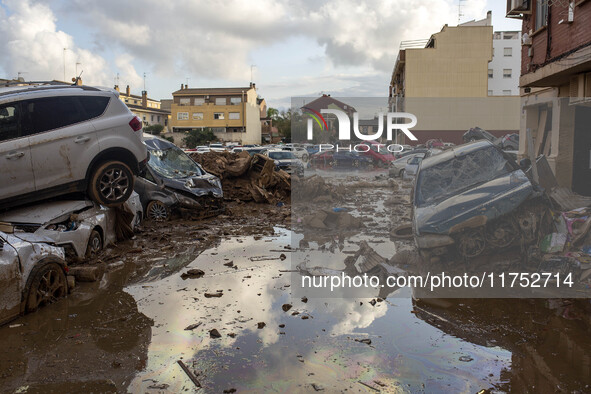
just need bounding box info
[0,101,35,199]
[0,234,23,323]
[24,96,100,191]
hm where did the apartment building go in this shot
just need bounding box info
[507,0,591,195]
[170,83,262,145]
[116,85,170,130]
[389,12,520,144]
[488,31,522,96]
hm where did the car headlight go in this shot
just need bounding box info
[174,192,200,208]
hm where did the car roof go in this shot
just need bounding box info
[143,135,178,150]
[420,140,494,170]
[0,84,112,99]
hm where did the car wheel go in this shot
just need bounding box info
[302,154,309,162]
[25,262,67,313]
[85,229,103,258]
[391,224,413,239]
[146,200,170,221]
[89,161,134,207]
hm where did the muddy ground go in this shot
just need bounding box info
[1,169,591,393]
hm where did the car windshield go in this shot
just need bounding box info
[416,146,513,207]
[269,151,295,160]
[148,146,203,179]
[409,156,422,165]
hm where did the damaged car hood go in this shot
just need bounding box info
[415,170,536,235]
[160,174,223,198]
[0,200,93,225]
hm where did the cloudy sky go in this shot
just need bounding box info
[0,0,520,109]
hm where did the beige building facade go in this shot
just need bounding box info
[170,84,262,144]
[389,12,520,145]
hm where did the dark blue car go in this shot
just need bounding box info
[412,140,548,259]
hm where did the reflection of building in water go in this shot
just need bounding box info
[412,298,591,391]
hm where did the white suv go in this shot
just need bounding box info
[0,84,148,209]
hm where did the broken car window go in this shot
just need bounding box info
[148,146,203,179]
[416,146,512,207]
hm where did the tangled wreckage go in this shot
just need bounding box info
[413,141,555,259]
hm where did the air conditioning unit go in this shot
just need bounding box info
[507,0,531,18]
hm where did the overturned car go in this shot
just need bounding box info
[412,140,551,259]
[135,136,224,220]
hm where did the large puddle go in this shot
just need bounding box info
[1,227,591,392]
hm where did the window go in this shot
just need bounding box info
[229,112,240,120]
[535,0,548,31]
[193,112,203,120]
[143,115,146,121]
[215,98,226,105]
[134,100,138,104]
[151,115,154,121]
[488,69,493,78]
[211,127,226,133]
[503,69,512,78]
[214,112,225,120]
[230,97,241,105]
[0,103,19,142]
[488,90,493,96]
[78,96,110,118]
[194,98,205,105]
[157,115,161,122]
[179,98,191,106]
[21,97,87,135]
[504,47,512,57]
[177,112,189,120]
[503,90,512,95]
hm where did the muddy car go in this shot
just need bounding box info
[0,229,68,325]
[0,192,143,260]
[135,136,223,220]
[412,140,550,259]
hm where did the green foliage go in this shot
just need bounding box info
[183,128,218,149]
[270,108,292,142]
[144,124,165,135]
[164,136,175,143]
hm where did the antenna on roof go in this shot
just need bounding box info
[72,70,83,86]
[457,0,465,25]
[143,72,147,91]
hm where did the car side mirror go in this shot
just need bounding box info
[519,158,531,169]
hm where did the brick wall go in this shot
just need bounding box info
[522,2,591,75]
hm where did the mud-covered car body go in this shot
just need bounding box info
[412,140,545,257]
[135,136,223,219]
[0,230,67,325]
[0,193,143,259]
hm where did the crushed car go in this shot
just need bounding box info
[0,192,143,260]
[135,136,224,221]
[0,227,68,325]
[412,140,551,259]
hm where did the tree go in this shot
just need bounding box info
[267,107,279,120]
[183,128,218,148]
[144,124,165,135]
[275,109,292,141]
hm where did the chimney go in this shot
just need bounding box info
[114,85,120,92]
[126,85,130,96]
[180,83,184,90]
[184,84,188,89]
[486,10,492,26]
[142,91,148,108]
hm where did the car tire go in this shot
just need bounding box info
[88,161,134,207]
[146,200,170,221]
[302,154,309,162]
[85,229,103,258]
[391,224,413,239]
[25,262,67,313]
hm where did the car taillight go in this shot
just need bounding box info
[129,116,142,132]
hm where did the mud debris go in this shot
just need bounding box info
[181,269,205,279]
[282,304,293,312]
[209,329,222,338]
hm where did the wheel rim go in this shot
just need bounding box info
[148,202,168,220]
[457,229,486,258]
[486,218,517,248]
[99,168,130,202]
[89,235,101,254]
[32,268,66,309]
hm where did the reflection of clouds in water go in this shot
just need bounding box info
[306,297,388,336]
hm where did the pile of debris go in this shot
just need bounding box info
[190,151,290,204]
[292,174,345,203]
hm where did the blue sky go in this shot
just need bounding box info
[0,0,521,110]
